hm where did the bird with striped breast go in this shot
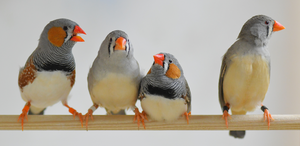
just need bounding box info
[138,53,191,125]
[18,18,86,130]
[219,15,285,138]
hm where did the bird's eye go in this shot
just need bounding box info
[63,26,68,31]
[169,60,172,63]
[265,21,269,25]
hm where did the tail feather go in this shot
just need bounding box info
[229,131,246,139]
[28,107,46,115]
[230,110,246,138]
[106,109,126,115]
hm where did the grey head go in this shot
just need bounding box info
[30,18,86,72]
[98,30,134,60]
[149,52,184,79]
[238,15,284,46]
[38,18,85,50]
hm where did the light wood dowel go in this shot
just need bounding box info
[0,115,299,130]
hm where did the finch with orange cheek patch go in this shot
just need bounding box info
[138,53,191,125]
[18,18,86,130]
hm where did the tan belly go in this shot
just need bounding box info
[223,55,270,113]
[20,71,72,108]
[141,94,187,122]
[90,73,138,113]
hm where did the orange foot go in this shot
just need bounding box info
[83,109,94,130]
[142,111,148,121]
[263,109,274,129]
[18,102,31,131]
[222,110,231,128]
[64,104,83,127]
[183,111,191,124]
[133,108,147,129]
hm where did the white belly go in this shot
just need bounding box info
[223,55,270,112]
[141,94,187,122]
[20,71,72,108]
[90,73,138,113]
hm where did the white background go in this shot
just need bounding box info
[0,0,299,145]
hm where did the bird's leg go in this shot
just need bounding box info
[18,101,31,131]
[222,103,231,128]
[132,106,147,129]
[183,111,191,124]
[83,104,98,130]
[261,104,274,129]
[63,103,83,127]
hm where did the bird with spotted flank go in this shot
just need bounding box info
[18,18,86,130]
[138,53,191,125]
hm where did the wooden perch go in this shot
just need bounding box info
[0,115,299,130]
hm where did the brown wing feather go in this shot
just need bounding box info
[18,58,37,91]
[68,70,76,87]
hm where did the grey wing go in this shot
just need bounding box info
[218,56,227,111]
[185,79,191,113]
[137,76,146,100]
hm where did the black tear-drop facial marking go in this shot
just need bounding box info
[127,39,130,57]
[146,84,176,99]
[108,38,112,56]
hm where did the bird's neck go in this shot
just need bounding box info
[32,42,75,73]
[240,36,268,47]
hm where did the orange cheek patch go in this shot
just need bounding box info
[165,64,181,79]
[48,27,66,47]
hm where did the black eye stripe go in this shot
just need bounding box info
[108,38,112,56]
[127,39,130,57]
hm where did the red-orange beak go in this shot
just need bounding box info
[153,54,165,67]
[71,25,86,42]
[273,20,285,32]
[115,37,126,50]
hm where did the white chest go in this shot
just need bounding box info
[20,71,72,108]
[141,94,187,122]
[223,55,270,112]
[90,73,139,113]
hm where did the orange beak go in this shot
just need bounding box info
[153,54,165,67]
[71,25,86,42]
[273,20,285,32]
[115,37,126,50]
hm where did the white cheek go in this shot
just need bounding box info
[64,30,73,43]
[268,25,273,37]
[109,37,116,55]
[163,62,168,74]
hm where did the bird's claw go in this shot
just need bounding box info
[222,110,231,128]
[83,109,94,130]
[263,109,274,129]
[183,111,191,124]
[133,108,146,129]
